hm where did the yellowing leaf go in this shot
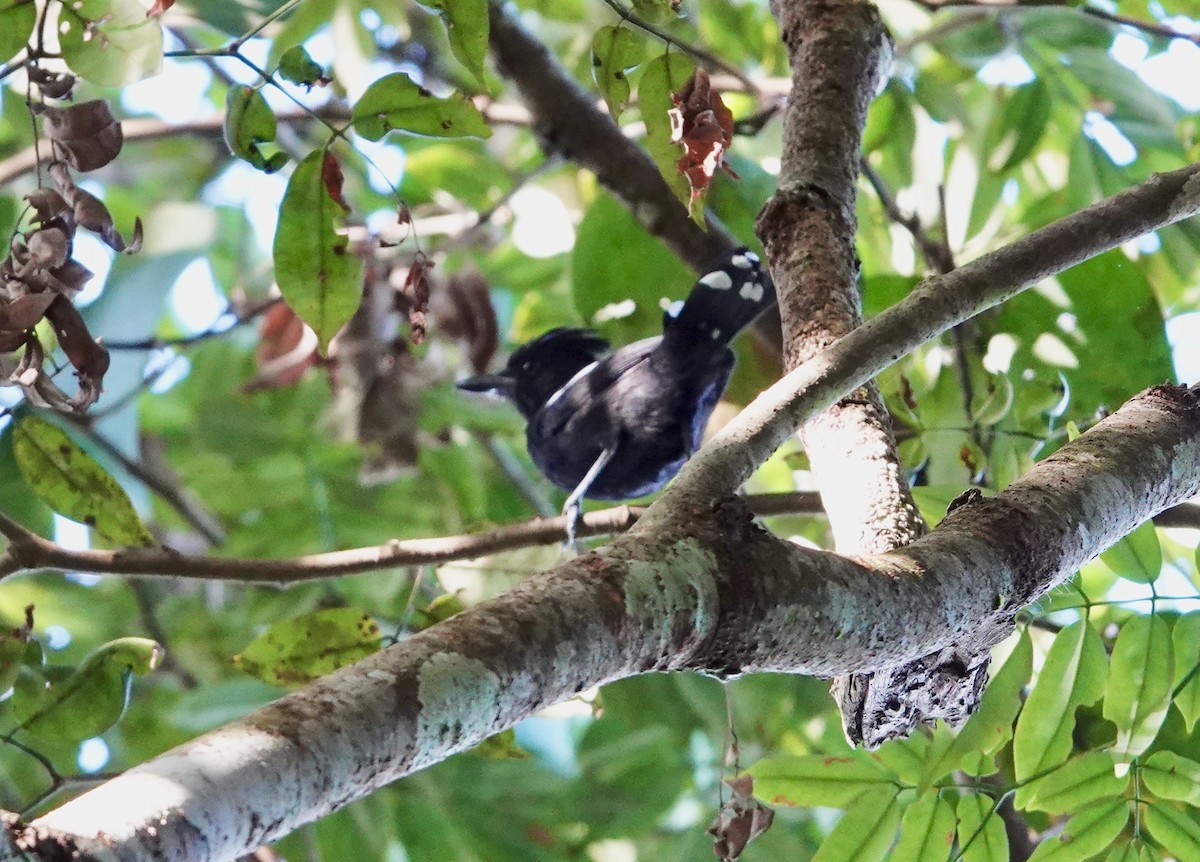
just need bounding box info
[234,608,381,685]
[13,415,154,547]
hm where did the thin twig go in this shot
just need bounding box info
[0,493,823,584]
[598,0,760,96]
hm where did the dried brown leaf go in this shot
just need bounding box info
[26,228,70,270]
[321,151,350,213]
[243,303,318,392]
[45,295,109,410]
[669,69,738,205]
[25,189,69,224]
[0,293,57,336]
[400,256,434,345]
[708,775,774,861]
[38,100,123,172]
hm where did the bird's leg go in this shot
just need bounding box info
[562,446,615,548]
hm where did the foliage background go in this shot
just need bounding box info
[1,0,1200,858]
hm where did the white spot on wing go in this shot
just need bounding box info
[745,251,760,264]
[739,280,765,302]
[543,360,599,409]
[730,253,752,270]
[700,270,733,290]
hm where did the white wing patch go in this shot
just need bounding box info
[700,270,734,290]
[739,280,765,302]
[542,360,599,409]
[730,253,753,270]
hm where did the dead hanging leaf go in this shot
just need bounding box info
[433,270,498,374]
[0,294,57,337]
[45,295,109,410]
[47,163,141,253]
[669,68,738,208]
[243,302,319,392]
[321,151,350,212]
[399,255,434,345]
[25,189,69,223]
[708,775,774,861]
[37,100,123,172]
[26,228,70,271]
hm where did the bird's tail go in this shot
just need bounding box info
[663,247,775,348]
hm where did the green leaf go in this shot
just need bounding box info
[272,150,364,351]
[922,630,1032,785]
[351,72,491,141]
[956,792,1009,862]
[1026,799,1129,862]
[1143,802,1200,862]
[417,0,488,85]
[892,792,955,862]
[1141,751,1200,804]
[0,0,35,67]
[277,45,328,89]
[1013,619,1107,807]
[1104,614,1173,773]
[1174,612,1200,733]
[1099,521,1162,584]
[223,86,288,173]
[591,25,645,120]
[994,80,1053,173]
[233,608,381,685]
[1103,843,1151,862]
[1019,750,1128,815]
[746,753,894,808]
[571,191,694,345]
[58,0,163,86]
[810,788,906,862]
[12,415,154,547]
[12,637,162,743]
[639,51,695,211]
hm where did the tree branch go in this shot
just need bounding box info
[0,493,823,583]
[26,382,1200,862]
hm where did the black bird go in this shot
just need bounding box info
[459,247,775,538]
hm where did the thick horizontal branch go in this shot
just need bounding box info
[25,384,1200,862]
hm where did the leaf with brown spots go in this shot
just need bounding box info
[233,608,381,685]
[12,415,154,547]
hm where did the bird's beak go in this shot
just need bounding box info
[457,373,515,396]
